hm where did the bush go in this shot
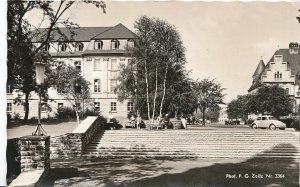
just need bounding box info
[55,107,77,120]
[82,108,99,118]
[13,112,21,120]
[291,119,300,131]
[7,113,11,123]
[279,118,295,128]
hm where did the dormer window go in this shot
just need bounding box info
[274,55,283,63]
[94,40,103,49]
[59,43,67,52]
[111,39,120,50]
[75,43,84,51]
[44,44,50,51]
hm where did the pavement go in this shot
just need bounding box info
[7,121,78,139]
[42,156,299,187]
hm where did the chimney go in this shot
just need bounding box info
[289,42,299,54]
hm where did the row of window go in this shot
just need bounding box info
[55,58,132,72]
[94,58,120,71]
[94,79,118,93]
[7,102,134,113]
[44,39,134,52]
[274,71,282,80]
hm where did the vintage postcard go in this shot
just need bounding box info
[3,1,300,186]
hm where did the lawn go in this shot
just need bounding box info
[7,120,79,139]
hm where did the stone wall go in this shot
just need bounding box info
[7,138,21,184]
[50,116,106,158]
[19,136,50,172]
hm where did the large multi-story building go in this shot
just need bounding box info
[7,23,137,120]
[248,42,300,109]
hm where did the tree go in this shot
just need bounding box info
[227,94,253,123]
[118,15,187,121]
[7,1,105,121]
[205,106,221,122]
[194,78,225,126]
[248,85,293,118]
[54,64,91,123]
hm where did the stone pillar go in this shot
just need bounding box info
[20,136,50,172]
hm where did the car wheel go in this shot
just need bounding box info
[252,124,257,129]
[269,124,276,130]
[279,128,285,130]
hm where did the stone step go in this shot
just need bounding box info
[87,146,300,150]
[81,154,299,159]
[83,150,300,154]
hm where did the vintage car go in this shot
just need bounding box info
[250,115,286,130]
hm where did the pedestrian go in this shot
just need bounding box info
[136,113,142,129]
[181,114,187,129]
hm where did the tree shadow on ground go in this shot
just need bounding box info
[41,143,299,187]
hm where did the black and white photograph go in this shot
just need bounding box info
[2,1,300,186]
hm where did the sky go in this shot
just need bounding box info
[26,1,300,103]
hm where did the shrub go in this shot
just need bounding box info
[279,118,295,128]
[7,113,11,123]
[13,112,21,120]
[291,119,300,131]
[82,108,99,118]
[55,107,77,120]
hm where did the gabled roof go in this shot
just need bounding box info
[92,23,137,39]
[248,48,300,92]
[265,49,300,76]
[30,27,111,42]
[252,60,265,77]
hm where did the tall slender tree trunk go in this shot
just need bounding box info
[202,108,206,126]
[75,109,80,125]
[23,91,30,122]
[152,64,158,123]
[159,62,169,116]
[144,54,151,121]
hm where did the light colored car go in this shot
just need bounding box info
[251,115,286,130]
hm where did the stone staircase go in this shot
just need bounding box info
[82,129,300,159]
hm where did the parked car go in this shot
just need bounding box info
[225,119,240,125]
[250,115,286,130]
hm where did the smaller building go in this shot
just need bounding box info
[218,106,228,124]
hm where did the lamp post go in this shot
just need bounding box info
[33,61,47,136]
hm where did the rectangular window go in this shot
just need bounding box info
[94,79,101,93]
[110,71,118,79]
[23,103,28,112]
[75,102,81,112]
[111,102,117,112]
[111,59,118,70]
[41,103,47,112]
[7,103,12,112]
[6,85,12,94]
[94,58,101,71]
[110,79,117,92]
[127,102,133,113]
[94,102,100,112]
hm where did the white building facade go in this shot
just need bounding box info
[7,24,136,120]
